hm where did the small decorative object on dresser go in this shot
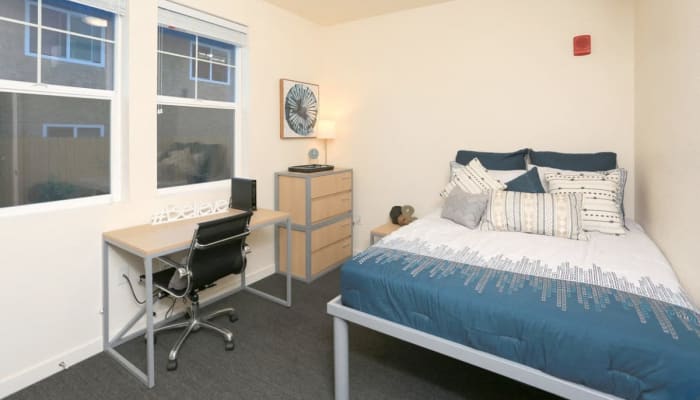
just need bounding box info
[275,168,353,281]
[280,79,320,139]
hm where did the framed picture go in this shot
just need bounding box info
[280,79,319,139]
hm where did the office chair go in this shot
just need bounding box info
[150,211,253,371]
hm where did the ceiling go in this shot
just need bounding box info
[263,0,455,26]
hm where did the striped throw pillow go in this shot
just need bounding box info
[545,171,625,235]
[480,191,588,241]
[441,158,506,198]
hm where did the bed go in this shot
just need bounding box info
[328,210,700,400]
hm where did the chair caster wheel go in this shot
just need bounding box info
[225,340,235,351]
[167,360,177,371]
[228,312,238,323]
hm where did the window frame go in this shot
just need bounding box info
[156,23,243,194]
[0,0,122,216]
[24,0,107,67]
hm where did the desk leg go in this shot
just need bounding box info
[102,241,109,350]
[144,257,155,388]
[285,217,292,307]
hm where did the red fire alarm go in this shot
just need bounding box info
[573,35,591,56]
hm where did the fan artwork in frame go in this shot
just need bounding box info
[280,79,319,139]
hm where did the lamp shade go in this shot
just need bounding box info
[317,120,336,139]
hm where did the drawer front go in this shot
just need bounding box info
[311,237,352,275]
[311,191,352,223]
[311,172,352,199]
[311,217,352,251]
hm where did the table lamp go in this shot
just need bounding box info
[316,120,336,165]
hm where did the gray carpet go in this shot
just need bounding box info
[9,270,560,399]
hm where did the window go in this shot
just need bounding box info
[0,0,120,209]
[43,123,105,138]
[26,1,107,66]
[157,3,247,189]
[189,41,231,84]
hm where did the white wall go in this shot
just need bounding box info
[0,0,322,396]
[318,0,636,251]
[635,0,700,307]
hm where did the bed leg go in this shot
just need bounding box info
[334,316,349,400]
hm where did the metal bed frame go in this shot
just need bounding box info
[327,296,622,400]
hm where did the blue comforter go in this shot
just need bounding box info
[341,246,700,400]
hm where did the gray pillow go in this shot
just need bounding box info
[441,187,489,229]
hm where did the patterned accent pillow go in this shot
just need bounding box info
[441,158,506,198]
[481,191,588,241]
[545,171,625,235]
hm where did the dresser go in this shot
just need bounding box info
[275,168,353,282]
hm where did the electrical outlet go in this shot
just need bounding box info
[353,215,361,226]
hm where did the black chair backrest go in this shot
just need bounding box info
[187,211,253,291]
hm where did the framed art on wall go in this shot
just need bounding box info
[280,79,319,139]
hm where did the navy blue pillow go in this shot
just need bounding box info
[529,150,617,171]
[455,149,528,170]
[506,168,545,193]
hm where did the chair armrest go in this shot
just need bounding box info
[156,256,190,279]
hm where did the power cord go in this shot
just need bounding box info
[122,273,151,305]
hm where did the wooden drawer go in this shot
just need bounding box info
[311,237,352,275]
[311,217,352,251]
[311,172,352,198]
[311,191,352,223]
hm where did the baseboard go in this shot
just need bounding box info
[0,338,102,399]
[0,263,277,399]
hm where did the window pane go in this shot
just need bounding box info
[43,41,113,89]
[70,14,103,38]
[0,92,110,208]
[158,53,196,99]
[158,27,194,57]
[76,127,102,138]
[45,126,74,138]
[0,21,37,82]
[157,105,234,189]
[41,6,68,30]
[197,67,236,102]
[42,29,68,58]
[196,60,211,80]
[69,35,103,64]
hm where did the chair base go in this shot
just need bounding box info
[152,299,237,371]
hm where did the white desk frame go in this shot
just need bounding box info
[102,209,291,388]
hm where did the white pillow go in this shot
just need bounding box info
[480,190,588,241]
[545,171,625,235]
[450,161,524,186]
[441,158,506,198]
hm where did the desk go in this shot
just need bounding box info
[102,208,291,388]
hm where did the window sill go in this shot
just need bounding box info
[0,194,114,218]
[156,180,230,197]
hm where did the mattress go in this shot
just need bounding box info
[340,211,700,400]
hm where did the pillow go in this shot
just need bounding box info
[545,171,625,235]
[441,187,489,229]
[533,166,628,223]
[449,161,524,185]
[441,158,506,198]
[480,191,588,241]
[505,168,545,193]
[529,150,617,171]
[455,149,528,170]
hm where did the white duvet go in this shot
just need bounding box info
[375,210,697,312]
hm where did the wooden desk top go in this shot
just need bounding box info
[371,223,401,237]
[103,208,289,258]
